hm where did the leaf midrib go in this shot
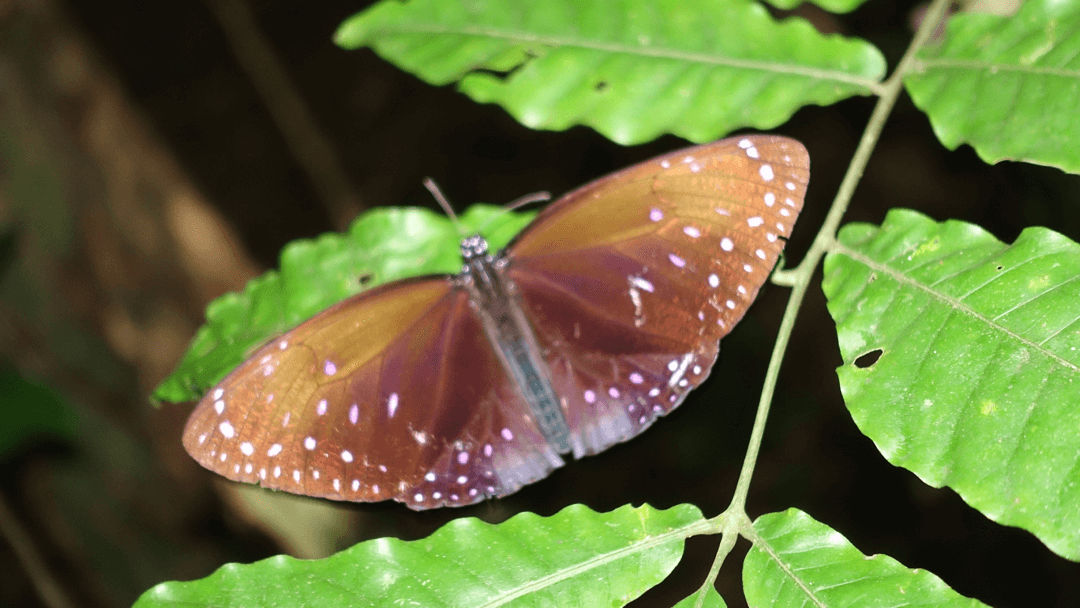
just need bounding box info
[368,22,883,90]
[829,240,1080,374]
[477,518,711,607]
[916,57,1080,79]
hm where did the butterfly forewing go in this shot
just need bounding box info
[506,136,808,456]
[182,277,562,509]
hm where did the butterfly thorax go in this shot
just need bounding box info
[457,234,572,454]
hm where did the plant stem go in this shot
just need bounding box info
[0,491,75,608]
[703,0,955,586]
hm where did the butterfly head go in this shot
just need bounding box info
[460,234,490,261]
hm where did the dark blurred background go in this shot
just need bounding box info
[1,0,1077,606]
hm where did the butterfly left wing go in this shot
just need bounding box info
[183,276,563,509]
[504,136,809,456]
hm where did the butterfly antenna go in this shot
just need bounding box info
[475,190,552,236]
[423,177,466,237]
[505,190,552,212]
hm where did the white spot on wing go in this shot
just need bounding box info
[668,354,694,388]
[218,421,235,439]
[720,237,734,252]
[759,164,774,181]
[629,276,654,293]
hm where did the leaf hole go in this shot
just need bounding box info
[594,80,609,92]
[854,349,882,368]
[357,273,373,287]
[995,264,1004,271]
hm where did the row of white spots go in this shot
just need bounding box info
[738,138,761,159]
[574,353,708,431]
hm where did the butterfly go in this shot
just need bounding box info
[182,135,809,509]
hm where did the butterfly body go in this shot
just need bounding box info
[183,135,809,509]
[456,234,572,454]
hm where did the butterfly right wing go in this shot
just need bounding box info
[182,276,562,510]
[504,136,809,457]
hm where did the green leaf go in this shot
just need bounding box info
[905,0,1080,173]
[763,0,869,14]
[135,503,706,607]
[822,209,1080,561]
[0,365,78,460]
[154,205,532,404]
[674,585,727,608]
[335,0,885,144]
[744,509,986,607]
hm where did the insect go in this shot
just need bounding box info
[182,135,809,509]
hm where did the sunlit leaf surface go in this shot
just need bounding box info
[823,209,1080,560]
